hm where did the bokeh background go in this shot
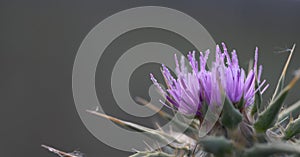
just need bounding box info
[1,0,300,156]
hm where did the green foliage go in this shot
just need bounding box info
[243,143,300,157]
[254,86,289,132]
[284,117,300,140]
[254,44,297,133]
[198,136,233,157]
[220,98,242,130]
[278,100,300,122]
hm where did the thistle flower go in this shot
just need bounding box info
[150,43,269,117]
[46,44,300,157]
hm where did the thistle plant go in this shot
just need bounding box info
[43,43,300,157]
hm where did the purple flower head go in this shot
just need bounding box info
[221,44,269,106]
[150,43,269,117]
[150,54,203,116]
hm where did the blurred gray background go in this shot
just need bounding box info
[1,0,300,156]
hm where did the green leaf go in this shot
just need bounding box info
[221,98,243,129]
[198,136,233,157]
[284,117,300,140]
[278,100,300,122]
[243,143,300,157]
[254,87,289,132]
[255,66,300,133]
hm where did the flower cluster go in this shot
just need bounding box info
[150,43,269,117]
